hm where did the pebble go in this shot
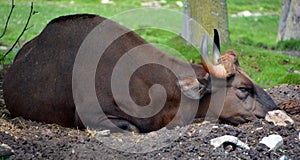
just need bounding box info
[141,1,161,7]
[256,127,263,131]
[259,134,283,151]
[210,135,250,150]
[147,132,157,137]
[0,143,14,157]
[117,138,123,142]
[212,126,219,129]
[279,155,288,160]
[265,110,294,127]
[95,130,111,137]
[0,46,8,51]
[251,127,263,133]
[160,0,167,4]
[237,11,252,17]
[176,1,184,7]
[101,0,114,4]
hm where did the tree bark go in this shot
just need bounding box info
[277,0,300,42]
[182,0,229,45]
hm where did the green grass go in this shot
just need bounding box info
[223,42,300,87]
[0,0,299,88]
[228,15,280,47]
[227,0,282,14]
[277,39,300,51]
[0,156,10,160]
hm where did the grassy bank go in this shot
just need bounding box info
[0,0,299,88]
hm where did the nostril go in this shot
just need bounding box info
[257,104,280,119]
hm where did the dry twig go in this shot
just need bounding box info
[0,0,15,39]
[2,2,35,60]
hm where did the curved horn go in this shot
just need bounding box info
[201,33,226,79]
[213,29,221,65]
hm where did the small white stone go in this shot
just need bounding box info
[95,129,111,137]
[260,134,283,151]
[237,10,252,17]
[0,46,8,50]
[176,1,184,7]
[252,12,262,17]
[101,0,114,4]
[231,14,237,18]
[0,143,14,157]
[141,1,161,7]
[256,127,263,131]
[117,138,123,142]
[265,110,294,127]
[147,132,157,137]
[210,135,250,150]
[279,155,288,160]
[212,126,219,129]
[160,0,167,4]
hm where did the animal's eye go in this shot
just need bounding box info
[238,87,248,93]
[239,87,254,94]
[236,87,250,100]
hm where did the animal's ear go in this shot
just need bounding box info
[177,76,207,99]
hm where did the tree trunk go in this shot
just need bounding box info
[182,0,229,46]
[277,0,300,42]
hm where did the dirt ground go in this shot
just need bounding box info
[0,84,299,159]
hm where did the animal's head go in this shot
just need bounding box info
[179,30,280,124]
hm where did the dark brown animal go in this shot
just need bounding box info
[3,14,279,132]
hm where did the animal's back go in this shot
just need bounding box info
[3,14,108,127]
[3,14,203,131]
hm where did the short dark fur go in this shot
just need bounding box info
[4,14,279,132]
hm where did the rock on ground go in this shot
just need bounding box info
[260,134,283,151]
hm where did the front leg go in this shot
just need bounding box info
[108,118,140,133]
[75,111,140,133]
